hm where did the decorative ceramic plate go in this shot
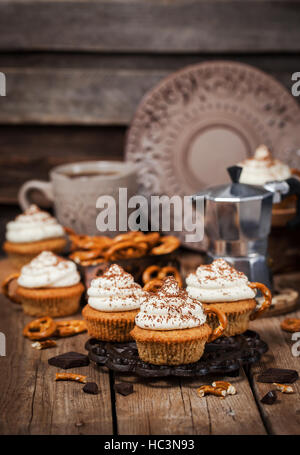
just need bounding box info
[125,61,300,250]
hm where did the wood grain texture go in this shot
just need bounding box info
[0,252,299,435]
[0,126,125,204]
[0,1,300,53]
[114,371,266,435]
[0,68,167,125]
[250,312,300,435]
[0,58,298,126]
[0,260,113,434]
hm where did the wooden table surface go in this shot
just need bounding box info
[0,254,300,435]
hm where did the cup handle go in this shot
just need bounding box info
[2,273,21,304]
[248,282,272,320]
[204,305,228,342]
[291,168,300,178]
[18,180,54,210]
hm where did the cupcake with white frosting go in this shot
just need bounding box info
[3,204,67,268]
[186,259,272,336]
[238,144,300,226]
[2,251,84,317]
[238,145,291,186]
[131,276,227,365]
[82,264,145,342]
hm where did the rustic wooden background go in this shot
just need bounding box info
[1,0,300,245]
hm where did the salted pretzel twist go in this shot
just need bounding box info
[280,318,300,333]
[143,279,164,292]
[203,305,228,342]
[142,265,182,287]
[55,320,87,337]
[248,282,272,320]
[104,240,148,261]
[1,273,21,304]
[23,317,57,341]
[150,236,180,255]
[68,231,180,265]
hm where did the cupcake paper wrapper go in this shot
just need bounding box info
[82,304,138,342]
[205,301,256,337]
[131,325,212,365]
[17,283,84,318]
[135,339,207,365]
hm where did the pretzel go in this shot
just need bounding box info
[142,265,182,287]
[64,226,76,236]
[143,279,163,292]
[2,273,21,304]
[273,383,294,394]
[70,249,106,264]
[32,340,57,350]
[280,318,300,333]
[197,385,227,398]
[142,265,161,284]
[140,232,160,247]
[55,320,87,338]
[78,258,106,267]
[55,373,87,384]
[68,231,180,265]
[212,381,236,395]
[150,236,180,255]
[70,234,112,251]
[23,317,57,341]
[158,266,182,287]
[249,282,272,320]
[204,305,228,342]
[291,168,300,178]
[104,240,148,261]
[113,231,146,243]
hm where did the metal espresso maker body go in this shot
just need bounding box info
[192,166,300,290]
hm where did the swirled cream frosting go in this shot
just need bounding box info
[18,251,80,288]
[186,259,256,303]
[87,264,144,312]
[6,204,65,243]
[238,145,291,185]
[135,277,206,330]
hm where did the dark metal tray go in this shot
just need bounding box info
[85,330,268,378]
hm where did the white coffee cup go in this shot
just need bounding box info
[18,161,138,235]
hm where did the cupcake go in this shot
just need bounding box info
[238,145,292,186]
[238,145,300,226]
[186,259,272,337]
[130,277,227,365]
[82,264,145,342]
[3,204,67,268]
[2,251,84,317]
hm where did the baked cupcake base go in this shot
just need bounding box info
[204,300,257,337]
[130,324,212,365]
[16,282,84,317]
[82,304,138,342]
[3,237,67,268]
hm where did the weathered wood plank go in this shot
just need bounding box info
[114,370,266,435]
[28,333,113,435]
[250,312,300,435]
[0,297,39,434]
[0,126,125,204]
[0,259,114,435]
[0,54,298,126]
[0,1,300,53]
[0,68,166,125]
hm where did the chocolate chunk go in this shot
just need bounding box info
[257,368,299,384]
[260,390,277,405]
[48,352,90,369]
[114,382,134,396]
[83,382,99,395]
